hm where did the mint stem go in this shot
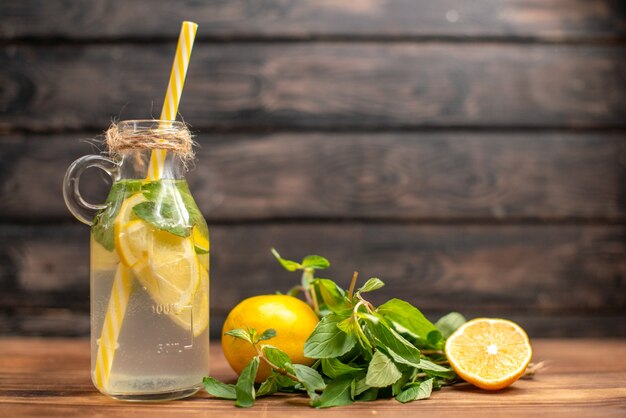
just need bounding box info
[412,372,428,382]
[347,271,359,299]
[301,268,320,315]
[521,362,545,379]
[300,270,313,307]
[253,344,301,384]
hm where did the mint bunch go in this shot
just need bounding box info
[204,250,467,408]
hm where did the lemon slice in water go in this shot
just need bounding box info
[192,226,210,254]
[115,193,208,336]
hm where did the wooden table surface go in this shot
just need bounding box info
[1,338,625,417]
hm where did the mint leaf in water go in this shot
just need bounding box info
[203,377,237,400]
[304,314,358,359]
[435,312,467,338]
[396,378,434,403]
[174,181,206,231]
[235,356,259,408]
[132,201,191,237]
[91,217,116,252]
[92,180,143,251]
[365,350,402,388]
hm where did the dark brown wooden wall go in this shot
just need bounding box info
[1,1,625,338]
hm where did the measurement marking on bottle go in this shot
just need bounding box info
[153,304,195,353]
[151,303,181,315]
[181,304,194,349]
[156,342,183,355]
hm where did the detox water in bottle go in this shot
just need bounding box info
[64,120,210,401]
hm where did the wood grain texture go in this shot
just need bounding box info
[1,132,625,221]
[2,44,625,131]
[2,0,625,40]
[0,339,625,417]
[1,0,625,345]
[1,223,624,337]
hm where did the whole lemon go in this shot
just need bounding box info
[221,294,319,382]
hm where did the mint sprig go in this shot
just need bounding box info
[204,250,468,408]
[91,179,207,250]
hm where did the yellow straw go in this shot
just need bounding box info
[93,264,132,390]
[148,21,198,180]
[93,21,198,392]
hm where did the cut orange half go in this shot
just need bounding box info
[445,318,532,390]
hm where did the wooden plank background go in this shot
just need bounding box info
[0,0,625,338]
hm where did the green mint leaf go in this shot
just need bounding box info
[92,181,143,251]
[304,313,358,359]
[275,374,299,390]
[256,375,278,397]
[336,317,355,335]
[377,299,438,343]
[174,181,207,231]
[301,255,330,270]
[262,345,295,374]
[366,350,402,388]
[427,329,443,346]
[364,314,421,367]
[257,328,277,342]
[294,364,326,397]
[141,181,208,250]
[435,312,467,338]
[271,248,302,271]
[321,358,363,379]
[140,182,159,200]
[224,328,253,344]
[357,278,385,293]
[336,316,373,351]
[418,359,456,378]
[351,377,371,398]
[235,356,259,408]
[132,201,191,237]
[202,377,237,400]
[311,375,354,408]
[91,219,115,252]
[194,243,210,255]
[314,279,349,314]
[356,387,379,402]
[396,378,433,403]
[391,370,413,396]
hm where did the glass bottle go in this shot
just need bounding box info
[63,120,209,401]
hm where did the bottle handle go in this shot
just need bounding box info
[63,155,120,225]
